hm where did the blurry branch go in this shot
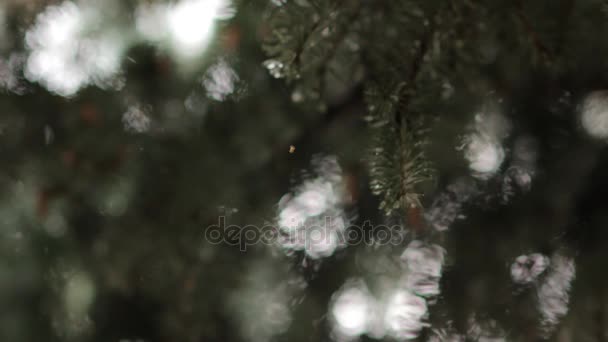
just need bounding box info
[288,82,364,150]
[294,18,321,71]
[514,0,553,65]
[264,83,364,172]
[555,0,575,56]
[395,16,436,125]
[317,3,362,96]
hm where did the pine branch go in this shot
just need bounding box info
[395,14,436,123]
[366,3,446,221]
[317,3,362,97]
[263,0,362,104]
[293,18,321,74]
[395,18,437,211]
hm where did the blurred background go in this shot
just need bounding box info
[0,1,373,341]
[2,0,608,341]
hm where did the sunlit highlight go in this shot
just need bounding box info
[383,289,428,340]
[228,261,302,342]
[461,109,510,179]
[511,253,549,284]
[331,240,448,340]
[425,178,477,232]
[24,2,125,96]
[330,280,374,339]
[581,90,608,139]
[537,253,575,334]
[401,241,445,298]
[203,59,239,101]
[168,0,223,57]
[276,156,348,259]
[136,0,235,60]
[122,105,151,133]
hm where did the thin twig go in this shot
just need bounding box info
[394,7,442,234]
[514,1,553,65]
[318,2,362,96]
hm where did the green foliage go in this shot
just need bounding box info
[262,0,363,108]
[365,83,434,214]
[263,1,446,216]
[262,0,606,217]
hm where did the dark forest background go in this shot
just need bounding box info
[2,0,608,341]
